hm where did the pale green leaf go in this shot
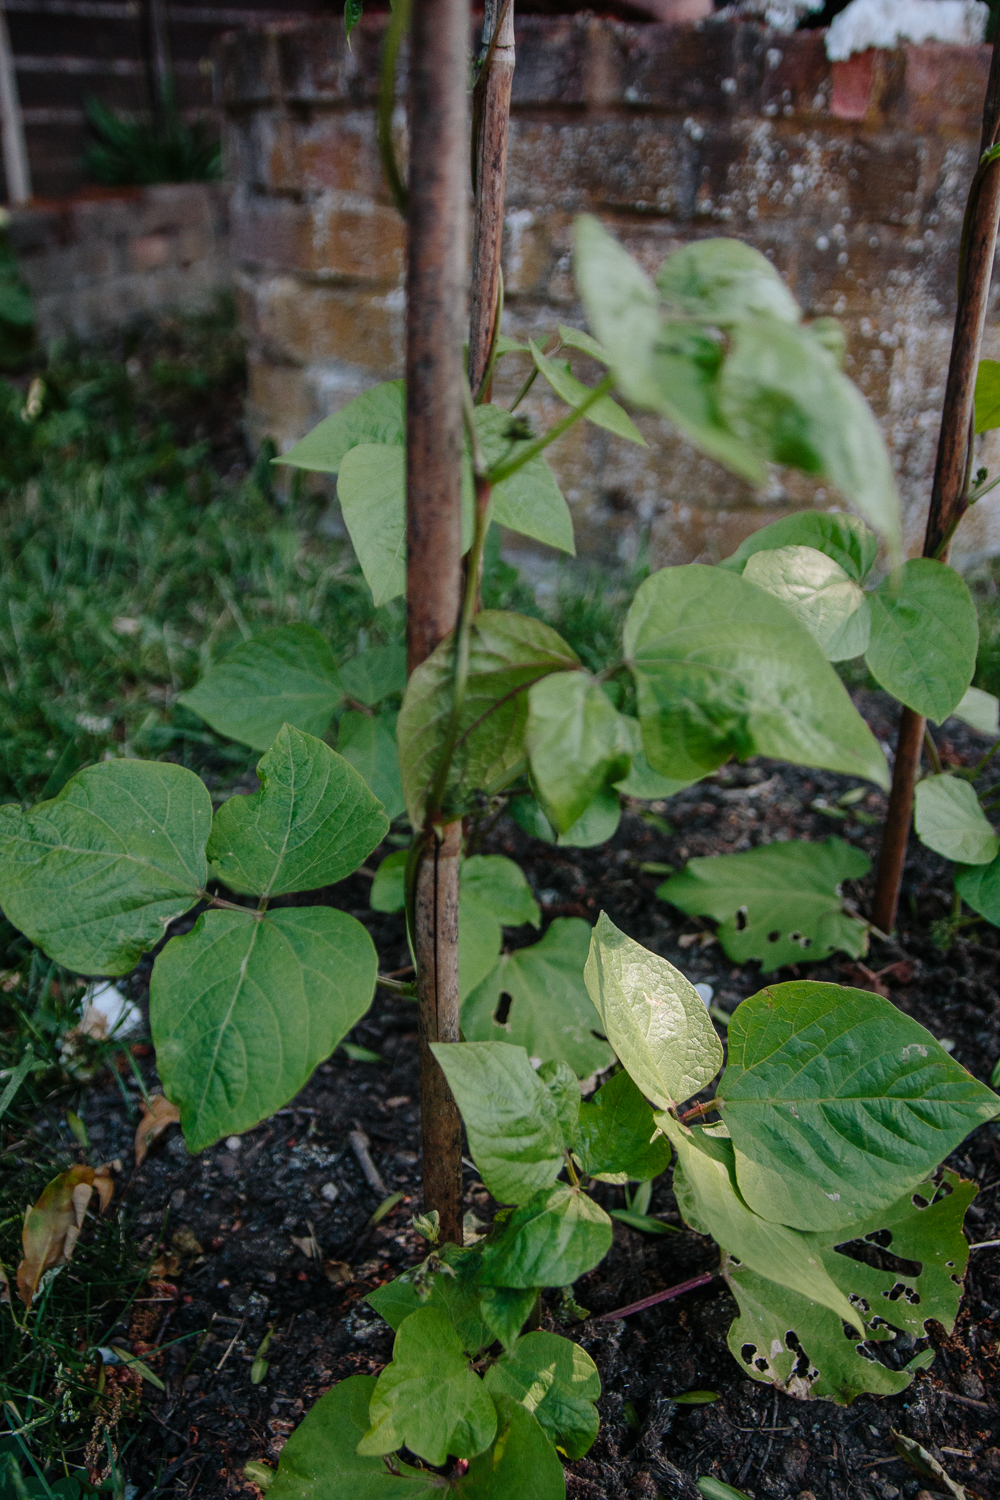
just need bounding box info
[697,1481,753,1500]
[0,760,210,975]
[950,685,999,737]
[357,1306,497,1465]
[865,559,978,722]
[475,405,574,554]
[337,711,405,821]
[572,215,662,411]
[336,444,408,607]
[717,980,1000,1232]
[974,357,1000,434]
[461,854,540,928]
[340,645,408,706]
[658,837,871,972]
[719,319,902,559]
[576,1067,672,1183]
[726,1170,975,1404]
[611,715,697,800]
[454,1395,567,1500]
[369,848,407,912]
[178,624,342,751]
[956,850,1000,923]
[151,906,377,1152]
[477,1184,613,1289]
[397,611,579,827]
[584,912,723,1109]
[206,726,388,897]
[526,671,629,833]
[719,509,878,583]
[655,237,800,326]
[484,1330,600,1459]
[275,382,405,474]
[268,1374,435,1499]
[660,1112,864,1333]
[558,325,608,362]
[914,774,998,865]
[743,545,871,661]
[430,1041,567,1205]
[624,564,889,788]
[528,341,645,446]
[557,786,621,847]
[496,335,530,357]
[462,918,613,1079]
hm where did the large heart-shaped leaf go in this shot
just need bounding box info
[397,611,579,827]
[576,1067,673,1183]
[624,564,889,788]
[462,918,612,1079]
[914,775,998,865]
[658,837,871,973]
[484,1331,600,1460]
[719,509,878,583]
[358,1306,498,1465]
[655,237,801,327]
[151,906,377,1151]
[207,726,388,897]
[526,671,629,833]
[717,981,1000,1232]
[0,760,210,975]
[178,624,342,751]
[743,546,871,661]
[477,1184,613,1289]
[528,341,645,446]
[726,1171,975,1404]
[269,1375,436,1500]
[430,1041,567,1206]
[865,559,978,723]
[584,912,723,1108]
[275,381,405,474]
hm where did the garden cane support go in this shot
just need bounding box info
[405,0,470,1244]
[872,26,1000,935]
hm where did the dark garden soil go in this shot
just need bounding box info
[71,691,1000,1500]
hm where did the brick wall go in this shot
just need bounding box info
[220,15,1000,570]
[10,182,230,342]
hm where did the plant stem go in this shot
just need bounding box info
[404,0,470,1246]
[468,0,515,398]
[872,25,1000,933]
[923,728,944,776]
[596,1271,716,1323]
[377,0,410,219]
[678,1098,719,1124]
[488,374,615,485]
[376,975,417,996]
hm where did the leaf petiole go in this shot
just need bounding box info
[489,374,615,485]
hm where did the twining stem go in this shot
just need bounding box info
[872,25,1000,934]
[377,0,410,219]
[923,728,944,777]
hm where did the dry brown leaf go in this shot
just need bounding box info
[171,1228,203,1257]
[322,1260,351,1285]
[15,1164,114,1307]
[289,1235,315,1259]
[134,1094,181,1166]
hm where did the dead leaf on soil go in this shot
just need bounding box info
[892,1431,966,1500]
[322,1259,351,1285]
[290,1221,321,1260]
[16,1164,114,1307]
[171,1227,203,1257]
[134,1094,181,1165]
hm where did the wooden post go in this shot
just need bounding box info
[405,0,470,1245]
[468,0,515,395]
[871,29,1000,936]
[0,0,30,205]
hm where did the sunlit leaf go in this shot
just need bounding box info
[268,1375,435,1499]
[719,509,878,583]
[484,1330,600,1459]
[950,685,999,737]
[974,357,1000,434]
[743,545,870,661]
[275,382,405,474]
[477,1183,613,1289]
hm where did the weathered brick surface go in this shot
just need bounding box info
[223,16,1000,569]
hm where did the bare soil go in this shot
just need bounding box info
[75,691,1000,1500]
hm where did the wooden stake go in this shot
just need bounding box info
[405,0,470,1245]
[872,29,1000,936]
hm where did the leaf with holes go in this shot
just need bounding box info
[0,759,210,975]
[397,611,580,827]
[462,918,613,1079]
[336,711,405,822]
[914,775,998,865]
[658,837,871,972]
[528,341,645,446]
[717,981,1000,1232]
[865,559,978,723]
[576,1067,673,1184]
[624,565,889,788]
[477,1184,613,1289]
[429,1041,568,1206]
[275,381,405,474]
[358,1305,497,1465]
[484,1330,600,1459]
[178,624,343,750]
[743,546,870,661]
[719,509,878,583]
[584,912,723,1109]
[526,671,629,833]
[206,726,388,896]
[725,1170,975,1405]
[151,906,377,1152]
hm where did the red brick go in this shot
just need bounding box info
[831,50,875,121]
[902,42,992,133]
